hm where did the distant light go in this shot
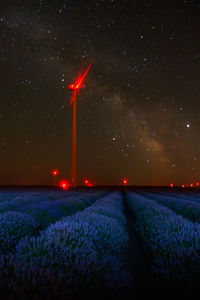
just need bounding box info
[52,170,58,176]
[181,184,185,188]
[84,179,93,186]
[190,183,194,187]
[59,180,69,190]
[186,124,190,128]
[170,183,174,187]
[123,179,128,185]
[196,182,200,186]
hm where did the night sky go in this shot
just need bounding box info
[0,0,200,186]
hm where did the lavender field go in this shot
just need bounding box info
[1,187,200,298]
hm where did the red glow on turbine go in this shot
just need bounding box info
[59,180,69,190]
[68,84,75,90]
[123,179,128,185]
[75,62,92,90]
[68,62,92,187]
[68,62,92,105]
[52,170,58,176]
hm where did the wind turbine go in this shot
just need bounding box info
[68,62,92,187]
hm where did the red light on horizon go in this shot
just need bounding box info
[84,179,93,187]
[196,182,200,186]
[52,170,58,176]
[123,179,128,185]
[181,184,185,188]
[59,180,69,190]
[170,183,174,187]
[190,183,194,187]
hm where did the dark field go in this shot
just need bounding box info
[0,186,200,298]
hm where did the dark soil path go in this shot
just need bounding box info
[122,189,154,291]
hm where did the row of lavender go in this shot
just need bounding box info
[140,191,200,223]
[0,191,131,298]
[0,190,109,254]
[126,192,200,287]
[152,191,200,205]
[150,191,200,202]
[147,191,200,205]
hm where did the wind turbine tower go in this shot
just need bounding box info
[68,62,92,187]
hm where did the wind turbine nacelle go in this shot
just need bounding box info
[68,84,76,91]
[68,83,83,91]
[68,62,92,105]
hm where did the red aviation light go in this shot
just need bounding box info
[59,180,69,190]
[68,84,75,90]
[181,184,185,188]
[84,179,92,187]
[52,170,58,176]
[190,183,194,187]
[170,183,174,188]
[196,182,200,186]
[123,179,128,185]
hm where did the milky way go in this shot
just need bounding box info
[0,0,200,186]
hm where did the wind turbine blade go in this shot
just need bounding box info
[69,91,76,106]
[75,62,92,89]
